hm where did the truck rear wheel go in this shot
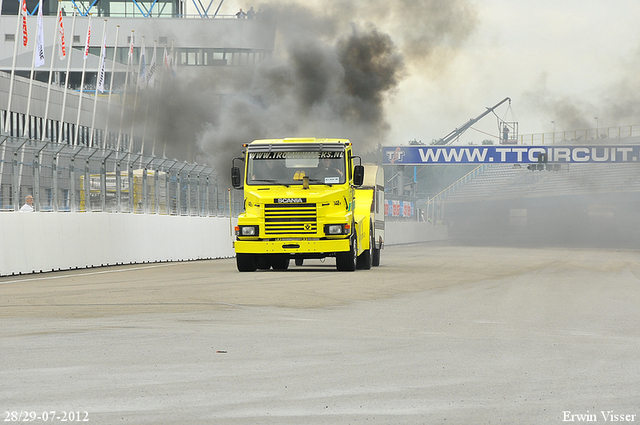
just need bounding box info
[356,226,373,270]
[236,253,257,272]
[336,236,357,271]
[372,244,381,267]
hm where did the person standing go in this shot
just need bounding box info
[20,195,34,212]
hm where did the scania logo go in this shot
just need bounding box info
[275,198,306,203]
[386,147,406,163]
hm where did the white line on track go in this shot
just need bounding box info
[0,263,178,285]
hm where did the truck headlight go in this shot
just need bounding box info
[324,224,349,235]
[236,225,259,236]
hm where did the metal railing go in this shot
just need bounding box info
[518,125,640,145]
[420,124,640,223]
[0,135,242,216]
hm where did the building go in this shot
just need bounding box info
[0,0,276,146]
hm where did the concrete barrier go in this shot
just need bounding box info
[0,213,447,276]
[0,213,236,276]
[384,221,448,246]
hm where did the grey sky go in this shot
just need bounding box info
[205,0,640,148]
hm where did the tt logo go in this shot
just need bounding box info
[386,147,405,163]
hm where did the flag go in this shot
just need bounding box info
[146,45,156,88]
[35,0,45,68]
[97,32,107,93]
[58,7,66,59]
[128,32,134,62]
[137,38,146,89]
[163,46,169,69]
[21,0,28,47]
[170,46,177,80]
[83,16,92,60]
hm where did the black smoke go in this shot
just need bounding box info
[136,0,478,183]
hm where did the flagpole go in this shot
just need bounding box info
[59,8,77,143]
[23,25,37,138]
[0,0,8,188]
[116,29,134,153]
[140,91,149,168]
[4,0,26,134]
[129,35,144,153]
[103,24,120,149]
[74,14,92,146]
[129,76,140,153]
[152,44,169,157]
[140,39,156,160]
[24,0,45,138]
[89,19,107,148]
[18,0,34,193]
[42,0,63,141]
[3,0,26,203]
[163,39,174,158]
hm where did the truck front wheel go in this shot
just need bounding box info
[256,256,271,270]
[336,236,357,271]
[237,253,257,272]
[271,254,290,270]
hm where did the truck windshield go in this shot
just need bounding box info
[247,151,346,186]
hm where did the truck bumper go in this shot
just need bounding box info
[235,238,350,255]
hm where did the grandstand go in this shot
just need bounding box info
[426,137,640,247]
[443,162,640,203]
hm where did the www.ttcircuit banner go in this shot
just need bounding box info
[382,145,640,165]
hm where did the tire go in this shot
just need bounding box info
[295,258,304,266]
[356,226,373,270]
[256,256,271,270]
[271,255,290,270]
[336,236,357,271]
[372,245,381,267]
[236,253,257,272]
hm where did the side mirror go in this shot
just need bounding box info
[353,165,364,187]
[231,167,242,189]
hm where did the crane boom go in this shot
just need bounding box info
[434,97,511,145]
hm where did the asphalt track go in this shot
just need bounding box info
[1,242,639,424]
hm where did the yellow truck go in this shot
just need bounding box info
[231,138,384,272]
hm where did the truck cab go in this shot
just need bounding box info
[231,138,383,272]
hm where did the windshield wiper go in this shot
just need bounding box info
[251,178,290,187]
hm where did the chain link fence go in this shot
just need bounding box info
[0,135,242,216]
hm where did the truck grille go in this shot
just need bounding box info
[264,203,317,235]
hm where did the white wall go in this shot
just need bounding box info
[0,213,447,276]
[0,213,236,276]
[384,221,448,246]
